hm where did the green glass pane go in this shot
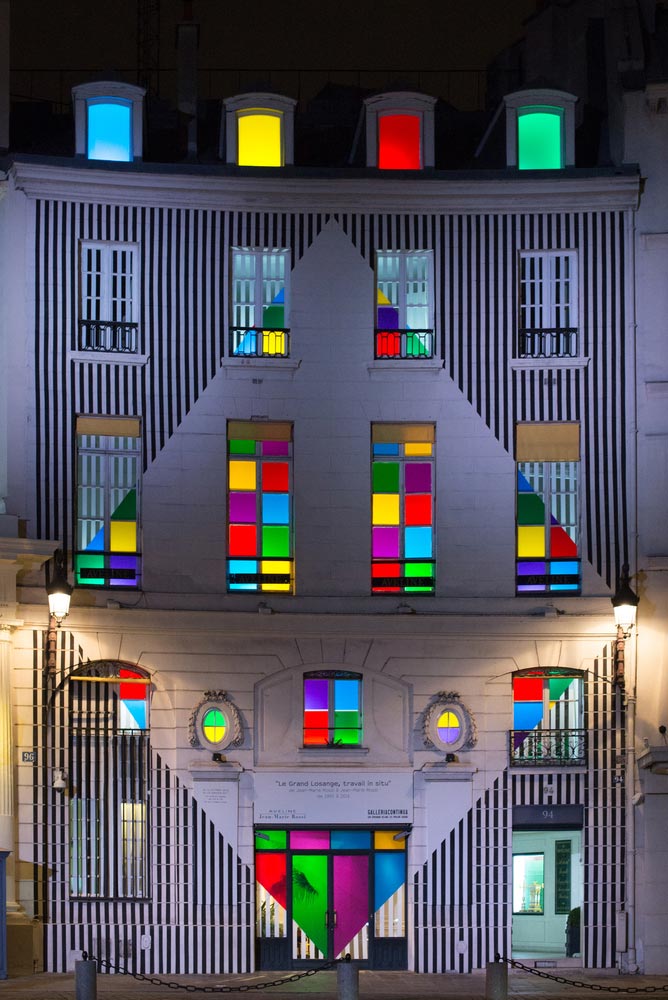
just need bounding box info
[405,332,430,357]
[373,462,399,493]
[517,493,545,525]
[549,677,574,701]
[262,526,290,557]
[292,854,328,954]
[229,439,256,455]
[405,561,434,593]
[262,304,284,328]
[75,553,105,586]
[334,727,362,745]
[518,109,562,170]
[111,488,136,521]
[255,829,286,850]
[334,710,360,730]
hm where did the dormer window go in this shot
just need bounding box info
[364,92,436,170]
[222,93,296,167]
[72,82,145,162]
[504,89,577,170]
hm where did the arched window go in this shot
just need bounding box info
[503,89,577,170]
[72,82,145,161]
[364,92,436,169]
[222,93,296,166]
[303,671,363,746]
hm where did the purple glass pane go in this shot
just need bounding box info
[229,492,257,523]
[377,305,399,328]
[262,441,289,456]
[109,555,138,587]
[404,463,431,493]
[304,678,329,711]
[290,830,330,850]
[372,526,400,558]
[517,561,546,575]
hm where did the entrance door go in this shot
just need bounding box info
[255,827,407,969]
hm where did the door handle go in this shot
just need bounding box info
[333,910,337,927]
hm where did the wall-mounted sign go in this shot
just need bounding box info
[254,770,414,825]
[513,804,584,830]
[21,751,36,763]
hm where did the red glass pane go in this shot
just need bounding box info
[120,668,144,701]
[550,525,578,558]
[262,463,289,492]
[405,494,432,526]
[228,524,257,556]
[372,561,401,593]
[303,726,329,746]
[378,114,421,170]
[255,853,287,910]
[513,677,544,702]
[376,331,401,356]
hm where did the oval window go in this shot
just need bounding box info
[202,707,227,745]
[436,709,461,745]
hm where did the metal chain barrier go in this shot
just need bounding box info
[85,952,339,993]
[497,955,668,994]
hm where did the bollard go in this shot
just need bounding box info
[485,959,508,1000]
[337,954,359,1000]
[75,953,97,1000]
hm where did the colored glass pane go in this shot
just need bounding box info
[262,441,289,456]
[405,562,434,589]
[229,439,256,455]
[262,463,289,492]
[513,677,543,701]
[227,559,258,590]
[378,114,421,170]
[404,442,432,456]
[517,526,546,557]
[331,830,371,849]
[110,520,136,552]
[228,524,257,556]
[517,492,545,525]
[404,527,432,559]
[237,112,282,167]
[518,108,563,170]
[514,701,543,731]
[262,493,289,524]
[202,708,226,743]
[374,852,405,909]
[229,492,257,523]
[260,559,291,591]
[75,553,106,586]
[550,524,578,557]
[372,494,400,525]
[119,699,147,730]
[373,443,399,456]
[262,525,289,557]
[549,677,573,701]
[229,460,257,491]
[436,709,460,744]
[111,490,137,521]
[333,854,369,957]
[262,303,284,327]
[373,462,399,493]
[334,679,359,711]
[372,527,400,557]
[290,830,329,850]
[88,101,132,161]
[405,494,432,526]
[374,830,404,851]
[255,852,287,908]
[120,668,145,700]
[262,330,286,355]
[255,830,287,850]
[404,463,431,493]
[109,554,137,587]
[291,854,328,954]
[304,678,328,710]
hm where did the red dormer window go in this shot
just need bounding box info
[378,114,422,170]
[364,92,436,170]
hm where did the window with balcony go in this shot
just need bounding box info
[375,251,434,359]
[303,671,363,747]
[79,241,139,354]
[230,249,290,357]
[510,670,585,767]
[518,251,578,359]
[516,422,580,595]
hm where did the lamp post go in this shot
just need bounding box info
[611,563,639,691]
[45,550,72,675]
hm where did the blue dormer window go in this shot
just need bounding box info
[87,99,132,162]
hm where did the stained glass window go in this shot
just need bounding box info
[237,111,283,166]
[517,106,563,170]
[227,421,293,592]
[303,671,362,746]
[511,670,584,765]
[375,252,433,359]
[75,417,141,588]
[518,251,578,359]
[87,99,132,162]
[231,249,289,357]
[371,424,435,593]
[378,113,421,169]
[516,423,580,594]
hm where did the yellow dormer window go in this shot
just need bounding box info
[237,111,283,167]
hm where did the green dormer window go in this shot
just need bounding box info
[517,106,564,170]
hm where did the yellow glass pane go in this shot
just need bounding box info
[262,330,285,355]
[373,494,400,525]
[261,560,291,592]
[110,521,136,552]
[229,460,257,491]
[517,526,546,557]
[405,442,433,456]
[374,830,405,851]
[238,113,282,167]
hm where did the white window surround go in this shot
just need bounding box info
[221,92,297,165]
[517,249,580,361]
[364,91,436,169]
[72,81,146,161]
[75,240,143,360]
[504,88,577,168]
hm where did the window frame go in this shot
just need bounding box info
[503,89,577,170]
[302,670,364,748]
[375,250,435,359]
[229,248,291,358]
[78,240,140,355]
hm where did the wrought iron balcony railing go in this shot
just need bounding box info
[230,327,290,358]
[375,329,434,359]
[517,328,579,359]
[78,320,139,354]
[509,728,587,767]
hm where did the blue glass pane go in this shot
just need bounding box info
[227,559,258,591]
[85,527,105,552]
[374,853,405,911]
[331,830,371,850]
[334,679,359,712]
[234,330,258,355]
[120,699,146,730]
[373,443,399,455]
[550,561,579,575]
[262,493,290,524]
[88,102,132,162]
[513,702,543,731]
[517,470,534,493]
[404,527,432,558]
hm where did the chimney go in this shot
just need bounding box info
[0,0,9,152]
[176,1,199,158]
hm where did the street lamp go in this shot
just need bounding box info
[611,563,639,690]
[46,550,72,626]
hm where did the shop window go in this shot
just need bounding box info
[69,663,150,899]
[230,248,290,357]
[371,424,435,593]
[364,92,436,169]
[518,251,578,359]
[227,420,293,593]
[516,423,580,595]
[510,669,585,766]
[375,251,434,358]
[72,81,145,161]
[79,241,139,354]
[303,671,363,746]
[504,89,576,170]
[512,853,544,913]
[222,93,296,166]
[75,416,141,588]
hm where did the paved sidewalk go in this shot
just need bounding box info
[1,966,668,1000]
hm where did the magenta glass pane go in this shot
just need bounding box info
[333,855,369,957]
[290,830,330,850]
[304,678,329,711]
[229,492,257,523]
[404,463,431,493]
[262,441,289,456]
[372,526,400,558]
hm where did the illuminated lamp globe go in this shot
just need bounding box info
[611,564,639,635]
[47,552,73,624]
